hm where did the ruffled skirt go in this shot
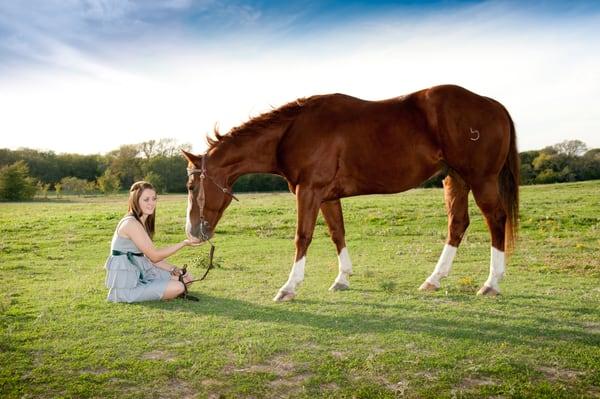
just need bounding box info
[105,256,171,303]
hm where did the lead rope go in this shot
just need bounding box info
[177,242,214,301]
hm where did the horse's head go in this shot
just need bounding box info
[182,150,238,242]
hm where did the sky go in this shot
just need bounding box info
[0,0,599,155]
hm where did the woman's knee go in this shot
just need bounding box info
[162,281,185,299]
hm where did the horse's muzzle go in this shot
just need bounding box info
[188,221,213,242]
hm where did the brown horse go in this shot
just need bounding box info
[182,84,519,301]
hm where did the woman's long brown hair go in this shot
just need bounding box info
[127,181,156,239]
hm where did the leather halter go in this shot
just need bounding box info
[187,155,239,242]
[186,155,239,206]
[186,156,239,241]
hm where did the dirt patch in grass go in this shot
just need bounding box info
[267,373,312,398]
[583,321,600,334]
[586,385,600,398]
[374,376,409,395]
[458,376,496,389]
[200,379,226,399]
[414,370,438,381]
[157,378,197,399]
[200,378,222,387]
[141,350,177,362]
[225,354,296,377]
[320,382,339,391]
[537,366,585,382]
[79,367,109,375]
[223,354,312,397]
[269,372,312,388]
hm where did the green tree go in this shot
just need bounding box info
[552,139,588,157]
[584,148,600,159]
[138,139,192,159]
[233,173,288,192]
[535,169,560,184]
[143,171,166,194]
[36,181,50,199]
[97,168,121,194]
[59,177,88,196]
[144,155,188,193]
[84,181,98,196]
[0,161,37,201]
[106,145,143,189]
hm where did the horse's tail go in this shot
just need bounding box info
[498,108,520,254]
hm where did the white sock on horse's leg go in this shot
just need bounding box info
[482,247,505,291]
[329,247,352,291]
[278,257,306,294]
[425,244,457,288]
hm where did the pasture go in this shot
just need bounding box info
[1,181,599,398]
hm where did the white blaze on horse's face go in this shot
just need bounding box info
[185,192,194,240]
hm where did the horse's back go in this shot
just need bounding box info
[279,92,443,196]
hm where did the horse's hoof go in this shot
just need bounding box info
[329,282,349,291]
[273,291,296,302]
[418,281,439,291]
[477,285,499,296]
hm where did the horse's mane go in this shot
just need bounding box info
[206,97,310,150]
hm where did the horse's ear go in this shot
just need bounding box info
[181,149,201,164]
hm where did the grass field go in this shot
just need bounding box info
[1,180,599,398]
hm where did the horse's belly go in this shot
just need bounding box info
[329,155,442,199]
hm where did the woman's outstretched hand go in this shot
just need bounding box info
[183,238,203,246]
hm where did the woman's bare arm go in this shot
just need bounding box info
[119,218,197,263]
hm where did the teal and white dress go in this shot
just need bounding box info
[104,216,172,303]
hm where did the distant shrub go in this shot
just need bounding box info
[59,176,88,196]
[144,171,166,193]
[54,183,62,198]
[97,168,121,194]
[0,161,37,201]
[233,173,288,192]
[84,181,98,196]
[36,181,50,199]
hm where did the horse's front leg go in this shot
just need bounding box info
[273,186,321,302]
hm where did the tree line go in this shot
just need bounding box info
[1,139,598,201]
[0,138,287,200]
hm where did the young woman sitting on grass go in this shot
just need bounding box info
[104,181,200,303]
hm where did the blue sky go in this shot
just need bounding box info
[1,0,599,154]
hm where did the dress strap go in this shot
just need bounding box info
[114,215,137,239]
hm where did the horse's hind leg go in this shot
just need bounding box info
[419,173,470,291]
[321,199,353,291]
[471,179,507,296]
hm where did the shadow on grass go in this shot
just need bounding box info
[139,293,600,348]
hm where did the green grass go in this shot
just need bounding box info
[1,181,599,398]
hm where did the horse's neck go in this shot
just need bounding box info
[210,129,282,183]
